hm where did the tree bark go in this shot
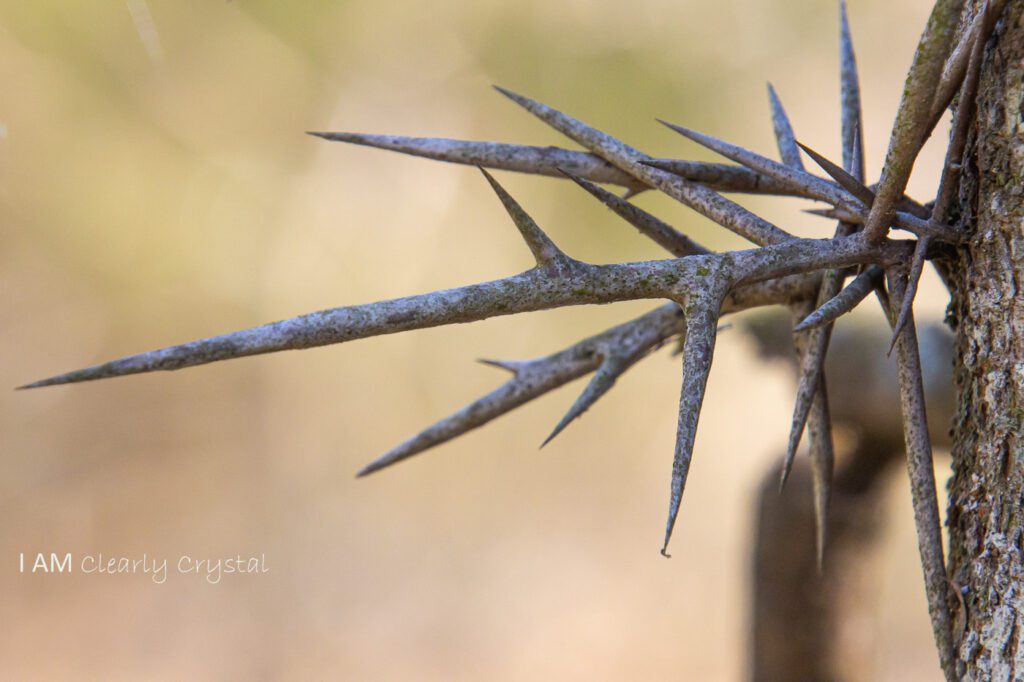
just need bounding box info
[946,1,1024,678]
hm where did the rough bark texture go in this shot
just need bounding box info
[947,1,1024,678]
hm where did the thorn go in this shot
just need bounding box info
[355,463,377,478]
[662,291,724,555]
[492,84,525,105]
[862,0,963,245]
[792,267,882,332]
[797,141,875,207]
[801,187,957,243]
[803,208,842,219]
[886,268,956,680]
[641,159,797,197]
[889,237,930,354]
[16,379,58,390]
[839,0,865,179]
[19,354,189,388]
[781,255,850,491]
[358,358,586,476]
[766,83,805,170]
[787,290,840,570]
[807,383,835,570]
[479,168,568,266]
[927,0,999,135]
[493,86,792,247]
[780,365,822,491]
[558,168,709,257]
[897,211,962,243]
[477,358,528,374]
[541,354,630,448]
[848,126,866,182]
[654,120,851,210]
[358,304,688,477]
[306,131,646,190]
[930,1,991,230]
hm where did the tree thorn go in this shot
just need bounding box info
[557,167,709,257]
[479,167,570,267]
[477,358,529,374]
[541,352,631,448]
[797,141,875,207]
[766,83,805,170]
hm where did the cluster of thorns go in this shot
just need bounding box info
[24,1,1003,678]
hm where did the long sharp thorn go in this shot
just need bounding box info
[307,130,806,197]
[307,131,646,190]
[641,159,799,196]
[558,168,709,257]
[780,362,815,489]
[793,266,882,332]
[807,380,834,570]
[19,273,626,389]
[661,290,725,557]
[787,293,836,569]
[781,269,846,490]
[889,5,991,355]
[907,7,988,329]
[790,293,839,566]
[21,245,832,391]
[541,353,632,448]
[849,126,865,185]
[926,0,1003,135]
[798,189,958,243]
[477,358,529,374]
[493,85,793,247]
[886,269,956,681]
[360,304,685,476]
[479,168,568,267]
[839,0,865,179]
[932,0,991,226]
[899,211,962,242]
[357,374,555,477]
[359,271,816,478]
[654,120,854,209]
[785,32,863,503]
[766,83,805,170]
[927,9,982,129]
[889,237,930,354]
[804,207,847,220]
[862,0,965,243]
[797,141,876,207]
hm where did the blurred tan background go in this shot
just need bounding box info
[1,0,955,679]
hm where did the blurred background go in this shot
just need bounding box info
[1,0,956,679]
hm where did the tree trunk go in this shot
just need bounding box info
[946,1,1024,678]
